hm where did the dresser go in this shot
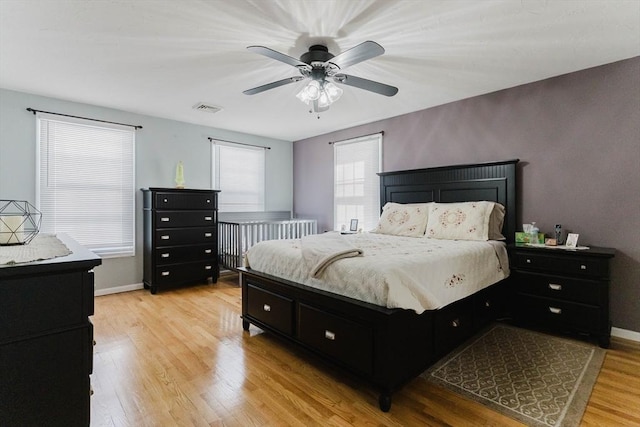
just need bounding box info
[0,234,101,427]
[509,244,615,348]
[142,188,220,294]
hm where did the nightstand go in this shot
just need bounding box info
[508,244,615,348]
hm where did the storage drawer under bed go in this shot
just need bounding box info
[297,303,373,376]
[246,284,294,335]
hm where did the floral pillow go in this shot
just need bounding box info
[425,201,496,241]
[372,202,431,237]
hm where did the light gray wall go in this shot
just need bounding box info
[293,57,640,333]
[0,88,293,291]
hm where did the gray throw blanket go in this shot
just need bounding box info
[301,233,363,278]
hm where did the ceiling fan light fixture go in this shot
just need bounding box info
[297,80,343,110]
[324,82,343,103]
[296,80,321,104]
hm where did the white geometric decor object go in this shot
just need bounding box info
[0,200,42,245]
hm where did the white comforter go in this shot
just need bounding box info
[245,232,509,313]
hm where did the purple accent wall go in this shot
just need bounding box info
[293,57,640,333]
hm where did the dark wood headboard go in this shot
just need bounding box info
[378,159,519,243]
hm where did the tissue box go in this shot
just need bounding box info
[515,232,544,244]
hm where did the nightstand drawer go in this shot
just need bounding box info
[512,252,609,277]
[515,271,601,305]
[516,295,600,333]
[246,285,294,335]
[298,304,373,375]
[155,211,215,228]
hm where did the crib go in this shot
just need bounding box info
[218,215,317,271]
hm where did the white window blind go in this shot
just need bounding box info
[37,113,135,257]
[334,133,382,231]
[212,141,265,212]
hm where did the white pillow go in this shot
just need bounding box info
[372,202,431,237]
[425,201,496,241]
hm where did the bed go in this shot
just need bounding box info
[239,159,518,411]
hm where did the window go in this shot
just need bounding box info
[334,133,382,231]
[37,113,135,257]
[211,141,265,212]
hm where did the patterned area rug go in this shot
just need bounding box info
[424,324,606,427]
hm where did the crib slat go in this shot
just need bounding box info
[218,219,317,270]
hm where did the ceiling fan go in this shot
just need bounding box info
[243,41,398,113]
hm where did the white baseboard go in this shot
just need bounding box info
[611,327,640,343]
[94,282,144,296]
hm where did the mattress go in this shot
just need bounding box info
[245,232,509,313]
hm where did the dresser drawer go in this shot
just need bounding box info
[155,227,216,246]
[154,192,216,210]
[515,271,602,305]
[155,210,215,228]
[155,244,215,265]
[515,295,600,333]
[0,271,86,342]
[0,326,91,427]
[246,284,294,335]
[512,251,609,277]
[155,261,216,285]
[298,304,373,375]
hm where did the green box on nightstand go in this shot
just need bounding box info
[515,232,544,244]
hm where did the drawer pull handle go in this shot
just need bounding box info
[161,253,170,258]
[451,319,460,328]
[205,265,212,270]
[263,304,271,312]
[204,249,212,254]
[161,235,170,240]
[549,307,562,314]
[526,258,532,264]
[548,283,562,291]
[324,330,336,341]
[205,232,212,237]
[163,198,168,203]
[580,264,587,270]
[206,199,211,203]
[485,300,491,308]
[160,217,170,222]
[205,216,213,221]
[161,271,170,276]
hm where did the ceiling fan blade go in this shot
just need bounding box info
[328,41,385,70]
[247,46,311,69]
[243,76,305,95]
[333,74,398,97]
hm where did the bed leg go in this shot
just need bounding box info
[378,392,392,412]
[242,318,250,331]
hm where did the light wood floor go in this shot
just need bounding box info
[90,274,640,426]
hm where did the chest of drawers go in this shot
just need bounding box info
[142,188,220,294]
[509,244,615,347]
[0,234,101,426]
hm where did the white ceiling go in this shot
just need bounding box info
[1,1,638,141]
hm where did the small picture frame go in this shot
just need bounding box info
[349,219,359,232]
[565,233,579,248]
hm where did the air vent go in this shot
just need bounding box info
[192,103,222,114]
